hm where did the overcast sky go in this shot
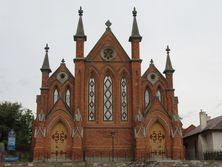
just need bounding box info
[0,0,222,128]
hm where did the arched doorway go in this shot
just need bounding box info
[50,122,68,159]
[149,122,166,158]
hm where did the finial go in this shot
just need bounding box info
[78,6,83,16]
[132,7,137,17]
[61,58,65,64]
[166,45,170,55]
[105,20,112,30]
[44,44,49,53]
[150,59,154,64]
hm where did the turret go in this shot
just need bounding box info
[74,7,87,58]
[40,44,51,88]
[163,45,175,89]
[129,7,142,60]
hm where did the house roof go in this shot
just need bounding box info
[183,124,196,136]
[183,115,222,138]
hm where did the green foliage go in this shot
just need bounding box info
[0,101,34,151]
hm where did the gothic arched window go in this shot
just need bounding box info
[88,77,96,121]
[53,89,59,104]
[65,89,71,107]
[156,89,162,102]
[103,75,113,121]
[120,77,128,121]
[144,89,150,107]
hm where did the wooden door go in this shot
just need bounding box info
[50,122,68,158]
[149,122,166,158]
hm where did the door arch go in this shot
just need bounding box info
[50,122,68,159]
[149,122,166,158]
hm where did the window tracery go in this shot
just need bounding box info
[121,78,128,121]
[88,78,96,121]
[103,75,113,121]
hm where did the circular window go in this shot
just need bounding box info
[60,73,65,79]
[101,46,116,61]
[147,73,159,85]
[57,72,68,84]
[150,74,156,80]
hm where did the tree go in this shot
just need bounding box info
[0,101,34,151]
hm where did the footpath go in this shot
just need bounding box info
[0,160,222,167]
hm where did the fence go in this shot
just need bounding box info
[32,150,169,162]
[204,151,222,160]
[84,150,134,162]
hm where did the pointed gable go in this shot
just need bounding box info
[48,61,74,85]
[142,60,167,86]
[86,28,130,62]
[46,98,73,119]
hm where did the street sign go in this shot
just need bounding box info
[7,129,16,151]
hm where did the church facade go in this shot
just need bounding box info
[32,7,184,161]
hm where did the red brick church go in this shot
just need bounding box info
[32,7,184,161]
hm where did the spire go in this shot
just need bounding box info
[129,7,142,42]
[74,6,87,41]
[164,45,175,74]
[41,44,51,73]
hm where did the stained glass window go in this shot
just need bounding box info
[65,89,71,107]
[121,78,128,121]
[156,89,162,102]
[53,89,59,104]
[88,78,96,121]
[144,89,150,107]
[103,75,112,121]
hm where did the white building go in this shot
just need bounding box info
[183,111,222,160]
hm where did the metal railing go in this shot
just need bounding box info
[204,151,222,160]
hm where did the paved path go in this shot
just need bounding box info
[1,160,222,167]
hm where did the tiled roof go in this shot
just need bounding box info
[183,115,222,138]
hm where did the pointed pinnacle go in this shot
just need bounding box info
[164,45,175,74]
[41,44,51,73]
[61,58,65,64]
[74,6,87,41]
[150,59,154,64]
[129,7,142,42]
[78,6,83,16]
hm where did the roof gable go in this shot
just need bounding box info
[86,29,130,62]
[142,63,167,85]
[49,63,74,84]
[46,98,72,119]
